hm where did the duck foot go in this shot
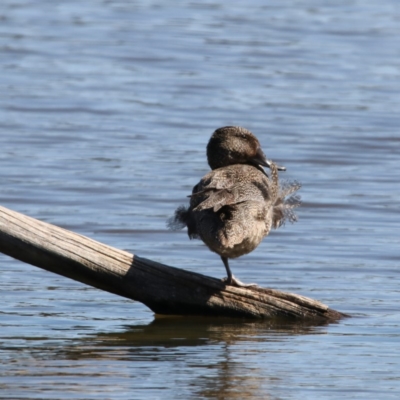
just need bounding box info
[222,275,259,288]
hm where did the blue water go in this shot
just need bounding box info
[0,0,399,398]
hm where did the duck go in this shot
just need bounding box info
[169,126,300,287]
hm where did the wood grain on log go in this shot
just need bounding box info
[0,205,345,321]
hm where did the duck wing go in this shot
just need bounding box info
[190,165,269,212]
[192,187,239,212]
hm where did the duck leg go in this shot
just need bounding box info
[221,256,258,288]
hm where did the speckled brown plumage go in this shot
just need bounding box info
[169,126,300,286]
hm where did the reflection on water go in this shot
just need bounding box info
[66,317,331,354]
[1,0,400,398]
[2,317,331,399]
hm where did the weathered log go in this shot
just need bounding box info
[0,205,344,320]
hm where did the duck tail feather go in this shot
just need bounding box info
[167,205,190,231]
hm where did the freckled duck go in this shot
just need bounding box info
[169,126,300,287]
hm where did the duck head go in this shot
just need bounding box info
[206,126,286,172]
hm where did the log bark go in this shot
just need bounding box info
[0,205,345,321]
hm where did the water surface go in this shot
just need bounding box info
[0,0,399,399]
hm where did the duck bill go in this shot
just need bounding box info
[252,148,286,171]
[265,159,286,171]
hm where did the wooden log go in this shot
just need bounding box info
[0,205,345,321]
